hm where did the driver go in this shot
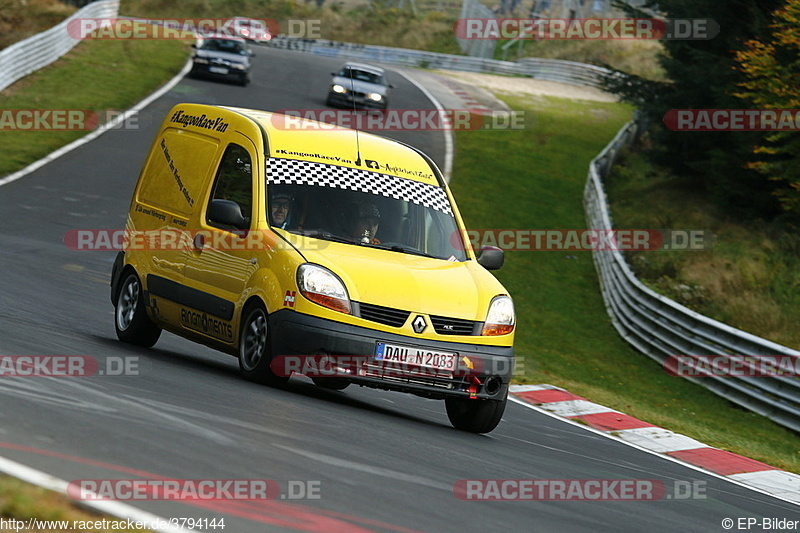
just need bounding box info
[351,203,380,244]
[269,192,292,229]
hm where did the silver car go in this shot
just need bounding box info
[327,62,393,110]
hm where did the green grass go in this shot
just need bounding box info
[605,150,800,349]
[0,475,141,532]
[505,38,667,80]
[450,94,800,473]
[0,0,76,50]
[0,37,189,177]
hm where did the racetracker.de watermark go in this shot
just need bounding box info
[453,229,713,251]
[272,109,527,131]
[67,479,321,500]
[269,354,522,378]
[453,479,706,500]
[664,109,800,131]
[0,110,138,131]
[0,355,141,377]
[63,229,330,251]
[453,18,719,40]
[664,355,800,377]
[68,17,280,39]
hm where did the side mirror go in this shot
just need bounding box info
[191,43,197,48]
[389,84,395,89]
[477,246,504,271]
[208,199,248,230]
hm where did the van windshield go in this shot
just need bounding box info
[266,158,467,261]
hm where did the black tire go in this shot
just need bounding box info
[238,304,288,386]
[445,392,507,434]
[114,271,161,347]
[311,377,350,391]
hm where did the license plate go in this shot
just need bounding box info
[375,342,457,371]
[209,66,228,74]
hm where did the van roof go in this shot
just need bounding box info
[222,105,441,186]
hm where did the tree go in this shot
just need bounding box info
[734,0,800,217]
[606,0,784,218]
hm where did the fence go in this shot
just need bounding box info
[0,0,120,92]
[457,0,497,59]
[585,120,800,433]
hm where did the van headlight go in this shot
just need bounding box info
[367,93,383,102]
[332,84,346,94]
[193,57,209,64]
[297,264,351,314]
[481,296,514,336]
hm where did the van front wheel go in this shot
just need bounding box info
[114,272,161,347]
[238,304,288,387]
[445,393,507,434]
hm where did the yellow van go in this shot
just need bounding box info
[111,103,515,433]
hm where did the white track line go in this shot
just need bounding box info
[0,455,190,531]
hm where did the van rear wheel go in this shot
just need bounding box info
[114,272,161,347]
[238,304,288,387]
[445,392,507,434]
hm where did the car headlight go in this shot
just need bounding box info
[367,93,383,102]
[297,264,351,314]
[481,296,514,336]
[332,84,346,94]
[193,57,209,64]
[231,63,247,70]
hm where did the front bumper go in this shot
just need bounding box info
[327,91,387,110]
[269,309,514,401]
[190,61,249,83]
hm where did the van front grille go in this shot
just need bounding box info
[358,302,410,328]
[430,315,478,335]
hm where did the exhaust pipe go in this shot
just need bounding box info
[483,376,502,397]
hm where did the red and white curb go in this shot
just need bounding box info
[510,384,800,505]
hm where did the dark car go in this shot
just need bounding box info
[327,62,393,110]
[189,35,253,86]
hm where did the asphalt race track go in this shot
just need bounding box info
[0,46,797,531]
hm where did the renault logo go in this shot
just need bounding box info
[412,315,427,334]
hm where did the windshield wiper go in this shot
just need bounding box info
[375,244,438,259]
[293,229,354,244]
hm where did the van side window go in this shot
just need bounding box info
[208,144,253,229]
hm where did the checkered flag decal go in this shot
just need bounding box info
[267,158,453,216]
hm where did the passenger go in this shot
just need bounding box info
[351,203,380,244]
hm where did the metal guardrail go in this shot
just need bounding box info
[585,121,800,433]
[268,37,612,89]
[0,0,120,92]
